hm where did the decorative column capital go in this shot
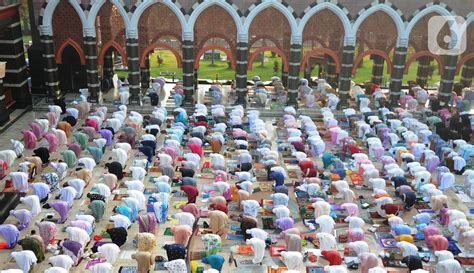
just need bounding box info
[183,31,194,42]
[237,33,248,43]
[344,36,355,47]
[126,29,138,39]
[291,35,302,45]
[38,25,53,36]
[83,27,96,38]
[397,37,409,48]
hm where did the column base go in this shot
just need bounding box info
[235,91,247,107]
[0,112,9,127]
[287,92,298,108]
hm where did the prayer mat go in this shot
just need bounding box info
[163,227,174,236]
[381,259,406,268]
[307,267,325,273]
[283,159,298,164]
[85,259,106,269]
[269,246,285,257]
[239,245,253,254]
[348,173,363,185]
[262,216,276,229]
[230,224,241,231]
[227,234,245,241]
[143,188,154,194]
[417,209,436,214]
[173,192,187,198]
[380,238,398,248]
[119,266,137,273]
[414,203,430,210]
[113,194,129,200]
[199,174,214,180]
[456,256,474,265]
[296,191,310,198]
[0,192,25,224]
[154,261,166,270]
[171,181,182,187]
[369,211,383,218]
[235,258,260,267]
[147,176,157,182]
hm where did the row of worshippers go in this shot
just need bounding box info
[0,100,181,272]
[292,103,470,272]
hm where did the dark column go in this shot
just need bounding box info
[182,39,194,105]
[103,49,114,82]
[0,77,10,125]
[141,54,150,89]
[83,36,99,102]
[326,57,338,86]
[461,59,474,87]
[287,43,301,106]
[439,54,458,105]
[40,33,60,100]
[416,56,432,86]
[235,41,248,106]
[389,46,408,106]
[371,55,385,84]
[338,45,355,108]
[0,13,31,108]
[126,37,140,103]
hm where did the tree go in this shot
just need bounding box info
[20,0,30,36]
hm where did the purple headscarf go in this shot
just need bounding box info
[49,201,69,223]
[67,144,82,158]
[0,224,19,248]
[9,209,32,231]
[98,129,113,146]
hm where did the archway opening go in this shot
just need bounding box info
[248,49,286,82]
[301,50,340,87]
[194,38,236,81]
[404,53,443,88]
[352,54,391,86]
[58,45,87,93]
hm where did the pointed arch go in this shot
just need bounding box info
[404,51,444,75]
[405,5,454,39]
[194,44,236,70]
[98,40,128,66]
[248,47,289,72]
[352,49,392,75]
[55,38,86,65]
[456,52,474,75]
[243,2,297,37]
[301,48,341,73]
[130,0,186,37]
[187,1,242,36]
[140,43,182,68]
[351,4,405,44]
[297,3,351,39]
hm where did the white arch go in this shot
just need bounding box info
[130,0,186,39]
[186,0,243,39]
[351,4,406,46]
[405,5,454,39]
[109,0,131,30]
[86,0,107,34]
[297,2,351,41]
[39,0,60,35]
[242,1,297,42]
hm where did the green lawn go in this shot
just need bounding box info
[115,49,462,86]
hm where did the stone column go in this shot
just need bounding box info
[39,27,60,100]
[126,31,140,104]
[182,35,194,105]
[416,56,432,86]
[141,54,150,89]
[371,55,385,84]
[461,59,474,87]
[389,46,408,106]
[338,43,355,108]
[235,35,248,106]
[287,39,302,106]
[103,48,114,82]
[83,31,99,102]
[326,57,338,86]
[439,54,458,105]
[0,11,30,108]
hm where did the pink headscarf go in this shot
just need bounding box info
[43,133,58,153]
